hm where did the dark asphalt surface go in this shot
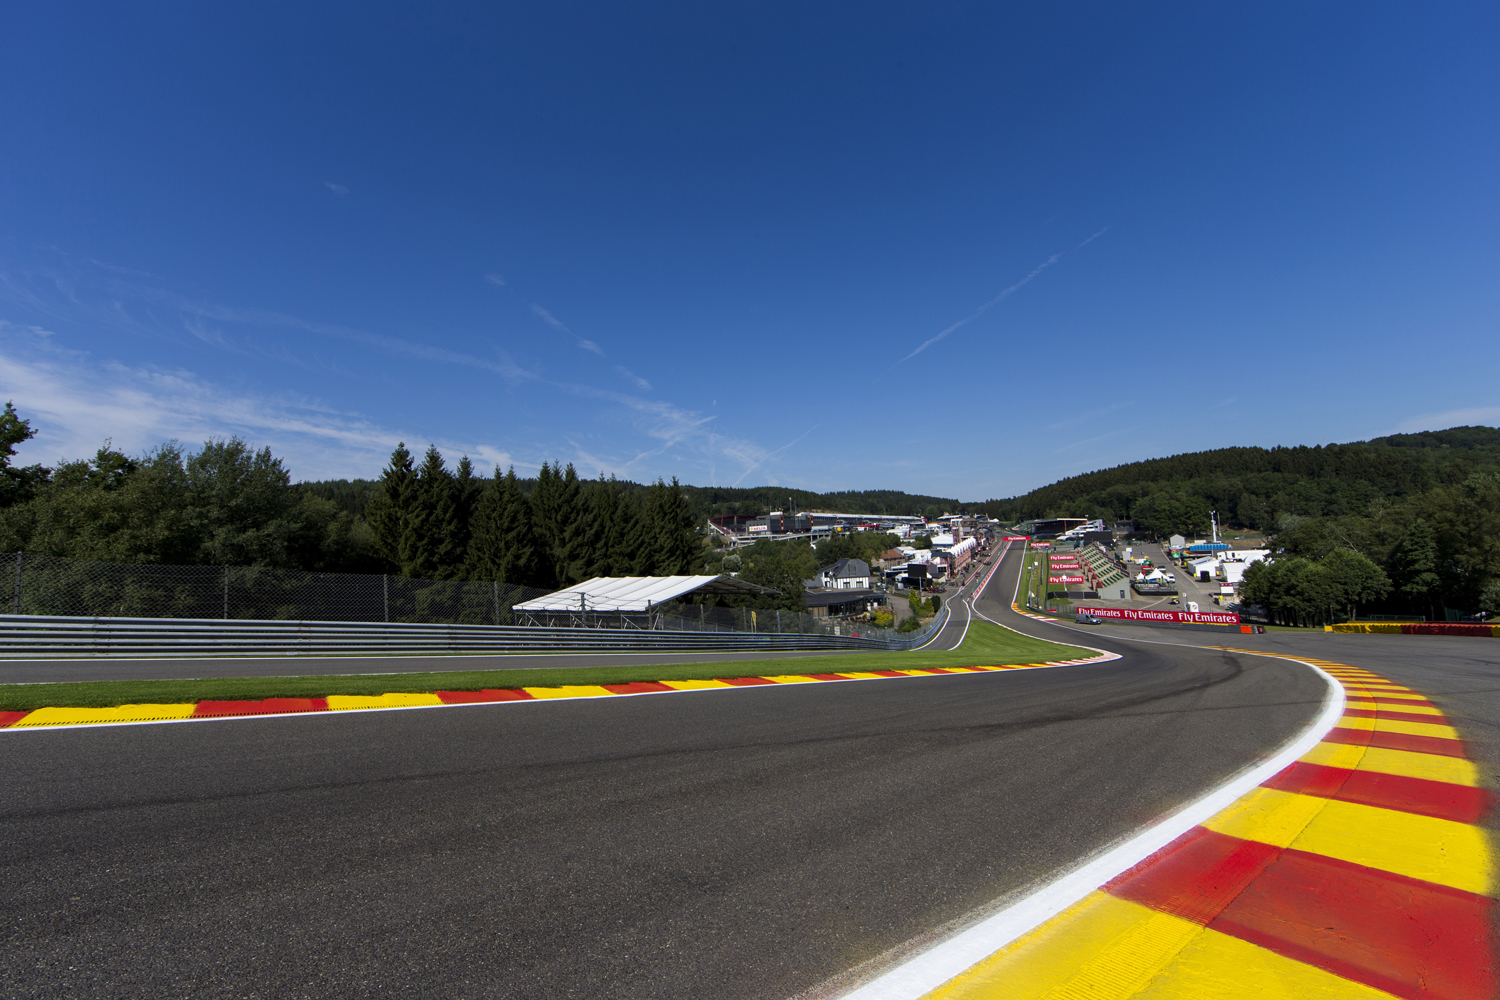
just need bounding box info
[1040,614,1500,832]
[4,543,1453,1000]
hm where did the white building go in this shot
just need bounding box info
[813,558,871,590]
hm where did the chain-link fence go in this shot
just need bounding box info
[656,601,892,637]
[4,552,552,626]
[2,553,924,640]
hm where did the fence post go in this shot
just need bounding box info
[223,565,229,619]
[12,552,20,615]
[493,581,499,626]
[383,574,389,623]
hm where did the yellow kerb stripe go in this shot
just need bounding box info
[520,685,615,699]
[15,703,198,726]
[919,894,1393,999]
[326,693,443,711]
[760,674,820,683]
[1332,716,1461,739]
[1344,700,1444,715]
[1132,920,1403,999]
[1301,741,1481,785]
[1202,787,1494,896]
[659,679,732,690]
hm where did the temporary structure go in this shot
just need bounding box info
[512,575,777,627]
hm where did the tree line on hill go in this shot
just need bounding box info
[0,402,930,612]
[364,443,700,589]
[0,418,702,593]
[293,477,962,525]
[982,426,1500,620]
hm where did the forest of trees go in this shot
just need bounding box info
[981,426,1500,619]
[0,418,701,594]
[0,403,937,611]
[292,477,960,525]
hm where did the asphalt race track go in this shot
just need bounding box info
[3,546,1489,999]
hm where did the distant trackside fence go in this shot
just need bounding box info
[1,552,949,658]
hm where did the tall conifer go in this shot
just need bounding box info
[367,442,417,571]
[568,475,617,582]
[613,487,649,575]
[653,476,701,575]
[529,462,561,588]
[451,455,481,577]
[404,446,461,579]
[549,463,586,585]
[468,466,538,586]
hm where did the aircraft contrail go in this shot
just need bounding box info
[900,227,1108,363]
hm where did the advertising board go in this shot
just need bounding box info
[1077,607,1240,625]
[1049,576,1085,584]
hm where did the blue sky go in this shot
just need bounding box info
[2,2,1496,500]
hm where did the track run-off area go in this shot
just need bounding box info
[0,544,1493,998]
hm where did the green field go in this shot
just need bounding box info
[0,622,1093,712]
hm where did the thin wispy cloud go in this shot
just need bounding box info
[1396,406,1500,434]
[900,227,1109,363]
[0,262,795,486]
[614,365,652,391]
[732,425,818,486]
[503,281,648,383]
[324,182,350,197]
[0,323,515,480]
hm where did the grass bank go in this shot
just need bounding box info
[0,622,1092,711]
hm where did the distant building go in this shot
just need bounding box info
[803,588,880,618]
[814,558,871,590]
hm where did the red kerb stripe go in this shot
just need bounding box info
[720,677,777,686]
[1107,826,1496,1000]
[192,697,330,717]
[1262,761,1492,824]
[1214,848,1496,1000]
[433,689,532,703]
[600,682,674,694]
[1342,707,1451,726]
[0,710,30,728]
[1322,727,1469,758]
[1105,826,1280,925]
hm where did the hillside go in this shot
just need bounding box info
[298,477,958,522]
[977,426,1500,535]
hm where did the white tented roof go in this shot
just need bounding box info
[512,575,776,612]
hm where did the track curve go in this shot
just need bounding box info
[0,546,1341,1000]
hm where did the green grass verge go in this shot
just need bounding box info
[0,622,1093,712]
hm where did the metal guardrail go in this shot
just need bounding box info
[0,607,952,659]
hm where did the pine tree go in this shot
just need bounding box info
[529,462,561,588]
[404,446,462,579]
[614,487,650,575]
[568,475,617,582]
[653,477,701,575]
[593,475,625,577]
[551,463,585,585]
[451,455,481,578]
[367,443,417,571]
[468,466,538,586]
